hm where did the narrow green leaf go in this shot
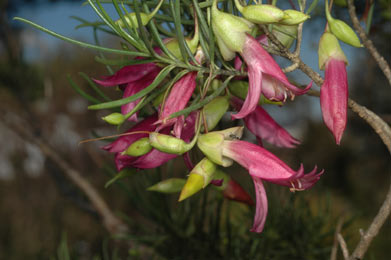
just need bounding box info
[67,75,101,104]
[88,64,175,110]
[79,72,112,102]
[306,0,319,15]
[13,17,148,57]
[95,56,155,66]
[105,168,136,188]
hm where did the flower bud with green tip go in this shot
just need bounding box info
[149,132,195,155]
[179,158,217,201]
[202,96,229,131]
[279,10,310,25]
[122,137,152,157]
[164,15,199,60]
[212,0,254,61]
[115,0,163,28]
[147,178,186,194]
[318,32,348,70]
[325,0,362,47]
[102,112,125,125]
[234,0,286,24]
[197,127,244,167]
[228,80,282,105]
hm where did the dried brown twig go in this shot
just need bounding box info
[1,110,129,237]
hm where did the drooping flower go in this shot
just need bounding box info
[197,131,323,233]
[211,1,312,119]
[318,32,348,145]
[231,97,300,148]
[236,34,312,119]
[94,62,161,122]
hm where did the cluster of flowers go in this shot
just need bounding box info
[94,0,360,233]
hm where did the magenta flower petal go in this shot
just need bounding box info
[157,72,197,129]
[121,70,159,122]
[320,58,348,145]
[93,63,159,87]
[231,97,300,148]
[250,177,268,233]
[222,140,323,188]
[231,62,263,120]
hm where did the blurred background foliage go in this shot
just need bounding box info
[0,0,390,259]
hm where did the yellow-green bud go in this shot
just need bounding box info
[235,0,285,24]
[149,132,192,155]
[197,127,243,167]
[202,96,229,131]
[179,158,217,201]
[212,0,253,60]
[102,112,125,125]
[115,12,150,29]
[147,178,186,193]
[229,80,282,105]
[123,137,152,157]
[325,0,362,47]
[115,0,163,29]
[318,32,348,70]
[279,10,310,25]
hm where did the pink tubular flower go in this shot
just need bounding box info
[94,62,161,122]
[320,59,347,145]
[318,32,348,145]
[106,112,198,171]
[231,97,300,148]
[235,34,312,119]
[156,71,197,137]
[222,140,323,232]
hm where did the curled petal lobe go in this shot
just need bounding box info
[250,177,268,233]
[320,58,348,145]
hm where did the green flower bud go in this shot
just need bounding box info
[147,178,186,193]
[318,32,348,70]
[122,137,152,157]
[272,25,298,49]
[179,158,217,201]
[115,12,150,29]
[115,0,163,28]
[165,36,199,60]
[229,80,282,105]
[202,96,229,131]
[197,127,243,166]
[235,0,285,24]
[102,112,125,125]
[212,0,253,60]
[325,0,362,47]
[149,132,193,155]
[279,10,310,25]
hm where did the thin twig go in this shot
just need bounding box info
[331,217,345,260]
[349,180,391,260]
[347,0,391,87]
[1,111,129,237]
[338,233,350,260]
